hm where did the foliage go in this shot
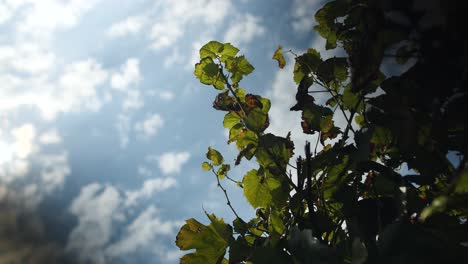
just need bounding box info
[176,0,467,263]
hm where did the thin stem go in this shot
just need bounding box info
[211,168,240,219]
[340,95,363,146]
[219,64,248,117]
[225,174,243,187]
[314,131,321,155]
[308,90,329,93]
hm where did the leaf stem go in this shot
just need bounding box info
[211,168,240,219]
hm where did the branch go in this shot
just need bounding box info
[211,168,240,219]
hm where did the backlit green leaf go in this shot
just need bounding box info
[207,147,224,166]
[244,108,269,133]
[272,45,286,68]
[202,162,212,171]
[200,41,223,59]
[223,112,241,129]
[194,57,224,89]
[216,164,230,180]
[176,215,232,264]
[243,169,282,208]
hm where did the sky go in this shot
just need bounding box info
[0,0,332,263]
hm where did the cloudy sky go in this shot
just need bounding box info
[0,0,329,263]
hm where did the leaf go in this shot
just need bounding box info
[203,62,219,77]
[419,196,448,222]
[455,169,468,193]
[194,57,225,89]
[272,45,286,68]
[176,215,232,264]
[255,134,294,173]
[207,147,224,166]
[316,57,348,87]
[200,41,224,59]
[293,48,322,84]
[220,43,239,60]
[300,102,335,135]
[223,111,241,129]
[233,217,249,235]
[202,162,212,171]
[244,108,269,133]
[342,84,362,111]
[243,169,283,208]
[269,210,285,235]
[216,164,230,180]
[213,91,239,111]
[225,55,254,85]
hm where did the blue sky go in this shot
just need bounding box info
[0,0,330,263]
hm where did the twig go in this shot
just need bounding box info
[211,168,240,219]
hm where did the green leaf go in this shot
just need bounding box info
[243,169,283,208]
[419,196,448,222]
[233,217,249,235]
[223,112,241,129]
[220,43,239,60]
[207,147,224,166]
[226,56,254,85]
[176,215,232,264]
[293,48,322,84]
[272,45,286,68]
[202,162,212,171]
[244,108,269,133]
[269,210,285,235]
[203,62,219,77]
[455,170,468,193]
[316,57,348,87]
[194,57,224,89]
[200,41,224,59]
[301,102,335,135]
[342,84,362,111]
[255,134,294,173]
[216,164,230,180]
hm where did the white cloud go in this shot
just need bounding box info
[39,152,70,193]
[108,16,146,38]
[122,89,144,112]
[39,129,61,145]
[125,178,176,206]
[66,183,123,264]
[163,48,184,69]
[1,123,71,209]
[0,44,55,74]
[157,151,190,175]
[137,165,152,177]
[134,113,164,138]
[16,0,101,39]
[67,179,180,263]
[149,0,232,50]
[291,0,321,33]
[116,89,144,149]
[224,13,266,47]
[106,205,180,257]
[11,123,37,159]
[111,58,141,91]
[159,90,174,101]
[0,58,109,121]
[116,114,130,148]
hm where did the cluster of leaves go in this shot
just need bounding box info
[175,0,467,263]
